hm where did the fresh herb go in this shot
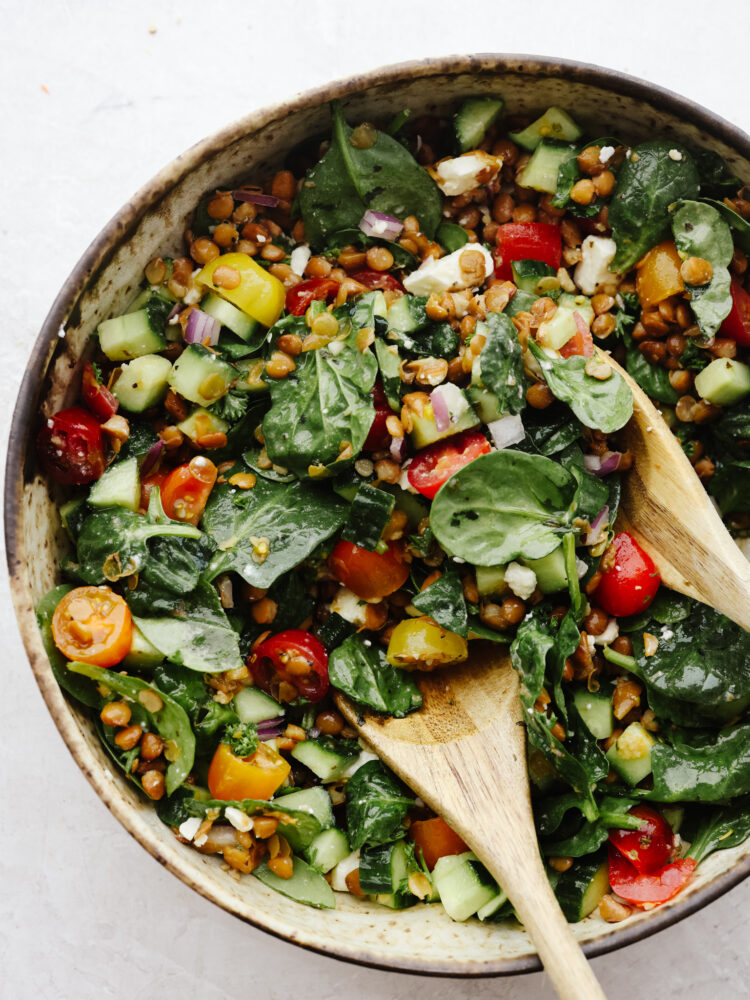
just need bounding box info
[345,759,414,850]
[329,634,422,718]
[209,390,250,424]
[412,569,468,636]
[671,200,733,338]
[475,312,527,414]
[683,797,750,863]
[680,338,711,372]
[223,721,259,757]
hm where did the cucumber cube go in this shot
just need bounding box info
[98,309,167,360]
[169,344,236,406]
[233,687,284,724]
[518,142,574,195]
[87,456,140,512]
[537,307,578,350]
[178,407,229,445]
[522,545,567,595]
[694,358,750,406]
[510,107,582,152]
[113,354,173,412]
[201,292,261,343]
[606,721,655,786]
[476,565,506,597]
[455,97,504,152]
[305,828,350,874]
[573,687,614,740]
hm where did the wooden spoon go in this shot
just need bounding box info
[336,645,607,1000]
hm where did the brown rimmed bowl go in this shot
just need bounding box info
[6,54,750,977]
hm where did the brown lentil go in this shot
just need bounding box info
[190,237,220,265]
[276,333,303,356]
[526,381,555,409]
[100,701,132,727]
[366,246,394,271]
[316,710,344,736]
[570,178,596,206]
[680,256,714,285]
[141,770,166,800]
[251,597,278,625]
[114,724,142,751]
[266,351,296,378]
[599,894,632,922]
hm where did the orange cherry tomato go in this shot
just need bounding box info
[409,817,468,871]
[207,741,291,801]
[636,241,684,308]
[140,468,169,512]
[328,539,410,601]
[560,311,594,358]
[52,585,133,668]
[161,456,218,525]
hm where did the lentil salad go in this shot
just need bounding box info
[36,97,750,925]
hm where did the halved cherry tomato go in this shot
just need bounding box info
[36,406,105,485]
[52,585,133,668]
[494,223,562,281]
[407,430,491,501]
[559,311,594,358]
[285,277,340,316]
[409,817,468,870]
[250,629,330,703]
[140,468,170,512]
[207,740,290,801]
[364,379,392,450]
[329,540,410,601]
[81,362,119,422]
[350,269,405,292]
[161,456,217,525]
[720,279,750,347]
[593,532,661,618]
[608,844,696,906]
[609,805,673,874]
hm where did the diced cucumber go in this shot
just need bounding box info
[606,721,655,786]
[290,736,361,782]
[537,306,578,350]
[374,892,416,910]
[432,852,498,921]
[454,97,504,152]
[253,856,335,908]
[359,839,413,896]
[59,497,88,541]
[522,545,567,595]
[305,828,350,873]
[391,486,429,528]
[126,285,176,312]
[476,565,506,597]
[555,855,609,922]
[98,308,168,361]
[409,391,480,449]
[87,456,140,512]
[233,686,284,724]
[573,687,614,740]
[275,786,334,831]
[201,292,261,343]
[169,344,236,406]
[476,890,509,921]
[329,849,361,891]
[177,407,229,445]
[558,292,594,327]
[511,259,556,294]
[505,288,539,317]
[466,385,504,424]
[510,107,583,152]
[122,623,163,670]
[387,294,428,333]
[518,141,575,195]
[662,805,685,834]
[233,357,269,393]
[695,358,750,406]
[113,354,173,412]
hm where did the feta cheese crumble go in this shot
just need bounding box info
[224,807,253,833]
[331,586,370,626]
[504,562,537,600]
[668,148,683,161]
[403,244,494,296]
[574,236,618,295]
[289,244,311,277]
[428,151,502,196]
[599,145,615,164]
[178,817,203,842]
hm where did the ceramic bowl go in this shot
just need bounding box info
[6,54,750,977]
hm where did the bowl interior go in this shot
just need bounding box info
[7,55,750,977]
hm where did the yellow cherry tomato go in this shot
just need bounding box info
[196,252,285,327]
[636,241,685,308]
[52,585,133,667]
[207,741,290,801]
[386,616,468,671]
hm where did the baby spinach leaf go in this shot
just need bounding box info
[476,312,527,414]
[625,335,679,404]
[519,405,583,457]
[345,759,414,850]
[700,198,750,255]
[620,588,692,631]
[431,450,578,565]
[67,661,195,794]
[609,142,699,272]
[528,341,633,433]
[558,444,610,523]
[412,569,468,636]
[683,797,750,863]
[329,634,422,718]
[542,797,640,858]
[298,101,442,249]
[389,322,459,359]
[647,723,750,803]
[436,221,469,252]
[151,662,238,756]
[694,149,741,198]
[671,200,733,338]
[36,586,100,708]
[118,420,159,462]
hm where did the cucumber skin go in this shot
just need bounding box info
[555,856,609,922]
[305,828,350,874]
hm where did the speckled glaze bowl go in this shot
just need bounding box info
[6,54,750,977]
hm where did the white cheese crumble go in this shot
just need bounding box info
[574,236,618,295]
[505,562,537,600]
[668,148,683,161]
[429,151,501,196]
[224,807,253,833]
[660,628,674,641]
[576,557,589,579]
[593,618,620,646]
[599,145,615,164]
[330,587,370,626]
[403,244,494,296]
[431,382,469,424]
[330,849,361,892]
[289,244,311,277]
[178,817,203,842]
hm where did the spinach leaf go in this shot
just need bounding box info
[700,198,750,255]
[345,759,414,850]
[341,483,394,551]
[475,312,527,414]
[411,569,468,636]
[298,100,442,248]
[519,405,583,456]
[625,335,679,404]
[647,723,750,803]
[465,617,512,643]
[374,338,402,410]
[151,662,238,756]
[528,341,633,433]
[683,797,750,863]
[431,450,577,565]
[36,586,99,708]
[436,221,469,252]
[542,797,641,857]
[389,322,459,358]
[671,200,733,337]
[620,587,692,631]
[67,661,195,794]
[329,634,422,718]
[609,142,699,272]
[133,580,243,673]
[694,149,741,198]
[202,469,347,589]
[118,420,159,462]
[558,444,610,523]
[679,338,711,372]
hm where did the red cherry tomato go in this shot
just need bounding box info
[720,279,750,347]
[329,540,410,601]
[37,406,105,485]
[608,844,696,906]
[285,277,340,316]
[350,269,405,292]
[559,311,595,358]
[364,379,393,451]
[161,456,218,525]
[494,223,563,281]
[407,430,491,501]
[81,362,118,422]
[593,532,661,618]
[608,805,674,874]
[250,629,329,703]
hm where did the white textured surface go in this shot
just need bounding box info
[2,1,749,996]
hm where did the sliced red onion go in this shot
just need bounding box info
[584,451,622,477]
[583,505,610,546]
[140,439,164,478]
[359,209,403,241]
[390,435,407,462]
[431,387,451,433]
[488,413,525,450]
[184,308,220,346]
[233,189,279,207]
[167,302,182,322]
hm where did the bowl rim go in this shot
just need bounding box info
[6,52,750,978]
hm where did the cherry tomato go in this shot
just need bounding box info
[407,430,491,501]
[52,585,133,668]
[161,456,217,525]
[559,311,595,358]
[593,532,661,618]
[608,844,696,906]
[494,223,562,281]
[350,269,405,292]
[285,277,340,316]
[364,379,392,450]
[37,406,105,485]
[140,468,170,512]
[720,280,750,347]
[409,817,468,871]
[609,805,674,874]
[81,362,119,422]
[329,540,410,601]
[207,740,290,801]
[250,629,330,703]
